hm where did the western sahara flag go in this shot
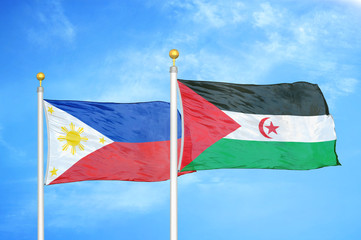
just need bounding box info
[44,100,186,185]
[178,79,340,172]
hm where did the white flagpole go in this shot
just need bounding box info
[37,72,45,240]
[169,49,179,240]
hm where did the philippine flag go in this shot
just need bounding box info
[44,99,183,185]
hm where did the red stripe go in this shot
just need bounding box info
[49,140,191,184]
[178,81,241,170]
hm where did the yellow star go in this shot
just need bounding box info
[48,107,54,114]
[50,167,58,176]
[99,137,106,144]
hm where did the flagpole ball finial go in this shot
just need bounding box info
[36,72,45,86]
[169,49,179,66]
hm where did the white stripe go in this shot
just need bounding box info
[223,111,336,142]
[44,101,113,185]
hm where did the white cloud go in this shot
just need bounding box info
[192,0,245,27]
[244,2,361,101]
[1,174,199,231]
[2,176,181,231]
[179,171,300,225]
[45,181,169,228]
[253,2,283,27]
[100,1,360,104]
[95,48,171,103]
[320,77,359,108]
[178,173,202,186]
[0,202,37,234]
[338,78,358,93]
[0,126,26,158]
[27,0,75,45]
[66,1,360,110]
[164,0,246,28]
[333,0,361,7]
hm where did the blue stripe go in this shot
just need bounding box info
[45,100,181,143]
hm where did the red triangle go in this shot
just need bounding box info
[49,140,193,185]
[178,81,241,170]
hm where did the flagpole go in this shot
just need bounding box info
[169,49,179,240]
[37,72,45,240]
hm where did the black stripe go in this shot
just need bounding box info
[179,79,329,116]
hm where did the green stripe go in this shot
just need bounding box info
[181,139,339,171]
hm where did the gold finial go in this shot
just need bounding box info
[36,72,45,87]
[169,49,179,66]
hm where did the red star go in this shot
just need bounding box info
[265,121,279,135]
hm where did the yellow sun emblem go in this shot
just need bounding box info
[57,123,88,155]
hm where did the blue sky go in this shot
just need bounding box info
[1,0,361,239]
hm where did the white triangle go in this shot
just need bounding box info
[44,101,114,185]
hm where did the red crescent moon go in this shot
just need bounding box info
[259,117,271,139]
